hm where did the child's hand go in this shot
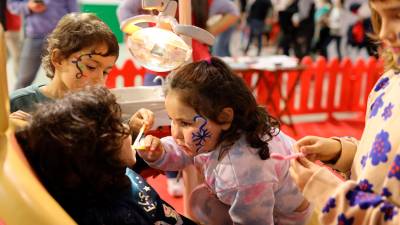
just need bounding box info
[128,108,155,133]
[294,136,341,163]
[289,157,321,191]
[136,135,164,162]
[9,110,32,122]
[28,0,47,13]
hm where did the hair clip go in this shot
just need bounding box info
[204,57,212,65]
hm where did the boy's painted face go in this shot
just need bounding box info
[371,0,400,63]
[57,43,117,90]
[165,90,225,157]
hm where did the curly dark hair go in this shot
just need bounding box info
[42,13,119,78]
[165,57,280,160]
[15,86,131,199]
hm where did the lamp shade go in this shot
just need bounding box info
[128,27,192,72]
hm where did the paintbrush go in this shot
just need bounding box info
[132,124,146,150]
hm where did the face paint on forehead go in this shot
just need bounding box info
[191,115,211,154]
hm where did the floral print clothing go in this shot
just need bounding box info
[303,70,400,224]
[148,132,312,224]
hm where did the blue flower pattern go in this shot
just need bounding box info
[381,188,392,198]
[346,189,383,209]
[358,179,373,192]
[388,155,400,180]
[374,77,389,92]
[322,198,336,213]
[324,75,400,223]
[382,103,394,121]
[369,93,385,118]
[369,131,391,166]
[337,213,354,225]
[360,155,367,168]
[380,202,398,221]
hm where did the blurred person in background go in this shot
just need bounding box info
[209,0,240,57]
[2,3,22,77]
[328,0,346,60]
[244,0,272,56]
[292,0,315,59]
[7,0,78,90]
[312,0,331,58]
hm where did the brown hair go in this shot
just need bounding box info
[369,0,397,71]
[42,13,119,78]
[165,57,280,160]
[15,86,130,198]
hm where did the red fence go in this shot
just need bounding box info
[237,56,383,138]
[106,60,146,88]
[106,56,384,126]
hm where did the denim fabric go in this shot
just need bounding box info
[14,37,44,90]
[212,26,235,57]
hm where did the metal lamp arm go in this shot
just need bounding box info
[174,25,215,46]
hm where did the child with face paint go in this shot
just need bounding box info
[290,1,400,224]
[9,12,152,134]
[138,57,312,224]
[15,86,197,225]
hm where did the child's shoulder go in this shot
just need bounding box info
[10,85,40,99]
[10,84,49,113]
[227,131,294,158]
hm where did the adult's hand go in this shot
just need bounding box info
[294,136,341,163]
[9,110,32,122]
[28,0,47,13]
[289,157,321,191]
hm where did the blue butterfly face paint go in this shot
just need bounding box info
[191,115,212,153]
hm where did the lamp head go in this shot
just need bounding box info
[121,0,215,72]
[127,27,192,72]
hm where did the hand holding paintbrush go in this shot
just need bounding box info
[134,125,164,163]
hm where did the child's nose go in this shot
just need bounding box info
[90,74,105,85]
[171,124,184,141]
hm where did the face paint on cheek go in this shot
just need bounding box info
[71,52,97,79]
[71,55,88,79]
[191,115,212,154]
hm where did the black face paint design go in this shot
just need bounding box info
[71,51,107,79]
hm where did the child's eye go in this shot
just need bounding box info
[86,65,96,71]
[180,121,192,127]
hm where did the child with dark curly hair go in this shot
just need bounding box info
[15,86,196,225]
[138,57,312,224]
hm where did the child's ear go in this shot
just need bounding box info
[51,49,64,68]
[218,107,234,130]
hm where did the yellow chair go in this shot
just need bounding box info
[0,25,76,225]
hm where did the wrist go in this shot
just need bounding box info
[323,138,342,164]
